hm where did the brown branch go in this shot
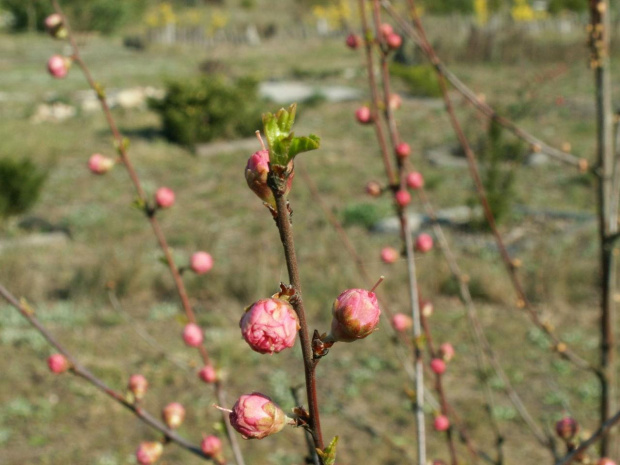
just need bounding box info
[554,408,620,465]
[589,0,617,456]
[48,2,244,463]
[380,0,585,171]
[0,283,211,461]
[273,193,324,456]
[402,0,594,374]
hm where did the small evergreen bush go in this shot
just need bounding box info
[0,158,47,221]
[389,63,442,98]
[149,76,263,150]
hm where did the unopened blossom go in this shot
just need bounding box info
[135,441,163,465]
[229,392,289,439]
[240,298,299,354]
[328,288,381,342]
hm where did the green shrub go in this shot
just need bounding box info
[149,75,263,149]
[389,63,441,98]
[0,0,146,34]
[0,158,47,221]
[547,0,587,14]
[419,0,473,14]
[341,202,386,229]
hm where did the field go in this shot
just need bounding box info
[0,7,616,465]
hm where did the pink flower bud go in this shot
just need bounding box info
[434,414,450,432]
[433,461,447,465]
[555,416,578,440]
[366,181,382,197]
[380,23,394,38]
[47,353,69,374]
[396,142,411,159]
[395,189,411,207]
[230,392,289,439]
[88,153,115,175]
[47,54,70,79]
[391,313,412,332]
[329,288,381,342]
[183,323,204,347]
[240,298,300,354]
[155,187,175,209]
[198,365,217,383]
[439,342,455,362]
[389,93,402,111]
[44,14,67,39]
[190,251,213,275]
[430,358,446,375]
[128,374,149,401]
[244,149,294,207]
[136,441,163,465]
[346,33,361,49]
[420,299,434,317]
[381,246,399,264]
[162,402,185,429]
[386,33,402,49]
[415,233,434,253]
[355,106,372,124]
[406,171,424,190]
[598,459,617,465]
[201,435,223,457]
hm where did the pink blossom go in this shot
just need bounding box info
[555,416,578,440]
[415,233,433,253]
[386,33,402,49]
[380,23,394,38]
[430,358,446,375]
[47,354,69,374]
[136,441,163,465]
[183,323,204,347]
[598,459,617,465]
[198,365,217,383]
[406,172,424,190]
[44,14,66,38]
[155,187,175,208]
[391,313,412,332]
[47,55,69,78]
[420,299,434,317]
[329,288,381,342]
[389,93,402,111]
[380,246,399,264]
[245,149,294,207]
[439,343,455,362]
[190,251,213,274]
[395,189,411,207]
[88,153,114,175]
[434,414,450,432]
[201,435,223,457]
[346,33,361,49]
[395,142,411,158]
[229,392,288,439]
[240,298,299,354]
[355,106,372,124]
[366,181,382,197]
[128,374,148,400]
[162,402,185,429]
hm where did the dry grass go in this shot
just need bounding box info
[0,15,611,465]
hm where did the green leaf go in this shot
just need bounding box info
[289,134,320,159]
[316,436,338,465]
[261,103,320,166]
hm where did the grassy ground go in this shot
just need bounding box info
[0,13,615,465]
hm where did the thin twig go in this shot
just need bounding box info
[273,193,324,456]
[402,0,594,374]
[554,408,620,465]
[0,283,210,460]
[381,0,586,170]
[49,2,244,462]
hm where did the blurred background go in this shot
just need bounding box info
[0,0,613,464]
